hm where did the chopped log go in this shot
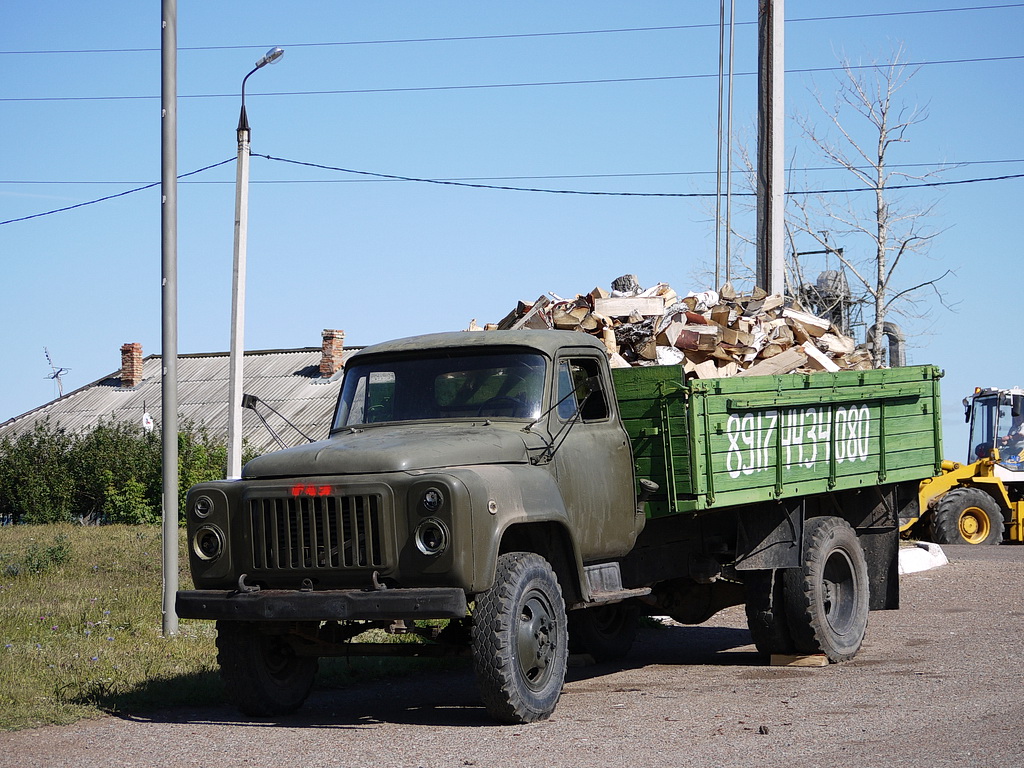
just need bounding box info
[656,320,684,348]
[600,327,618,356]
[802,341,841,372]
[710,304,733,327]
[688,358,720,379]
[608,351,632,368]
[721,327,754,347]
[818,333,856,356]
[716,360,740,377]
[552,305,581,330]
[782,308,831,337]
[593,296,667,318]
[736,346,808,377]
[635,337,659,361]
[675,324,720,352]
[510,295,552,330]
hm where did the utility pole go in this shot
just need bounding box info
[160,0,179,637]
[756,0,785,296]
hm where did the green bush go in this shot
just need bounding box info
[0,420,248,525]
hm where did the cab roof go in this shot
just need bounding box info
[350,329,607,362]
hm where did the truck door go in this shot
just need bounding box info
[550,353,639,560]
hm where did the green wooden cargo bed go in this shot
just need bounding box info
[613,364,943,517]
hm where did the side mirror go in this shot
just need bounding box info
[1013,394,1023,419]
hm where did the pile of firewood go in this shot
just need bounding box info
[476,275,873,378]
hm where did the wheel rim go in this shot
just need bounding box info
[958,506,991,544]
[821,549,857,635]
[516,588,558,691]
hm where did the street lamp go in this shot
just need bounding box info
[227,46,283,480]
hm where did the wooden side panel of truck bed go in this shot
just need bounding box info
[613,364,944,517]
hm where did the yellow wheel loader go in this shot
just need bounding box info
[905,387,1024,545]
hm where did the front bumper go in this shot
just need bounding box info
[176,586,468,622]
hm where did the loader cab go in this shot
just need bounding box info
[965,388,1024,468]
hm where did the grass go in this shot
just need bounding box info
[0,524,462,732]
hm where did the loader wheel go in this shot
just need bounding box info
[216,621,318,717]
[568,602,640,662]
[472,552,568,724]
[783,517,869,662]
[744,569,796,656]
[931,488,1004,545]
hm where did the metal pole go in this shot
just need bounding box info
[226,48,282,480]
[226,113,250,480]
[160,0,179,637]
[756,0,785,296]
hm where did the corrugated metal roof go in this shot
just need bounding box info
[0,346,361,455]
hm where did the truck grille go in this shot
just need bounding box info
[248,494,384,570]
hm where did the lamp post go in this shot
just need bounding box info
[227,47,283,480]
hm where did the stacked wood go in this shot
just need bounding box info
[483,275,876,379]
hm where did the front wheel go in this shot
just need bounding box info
[472,552,568,724]
[783,517,869,662]
[216,621,318,716]
[931,487,1004,545]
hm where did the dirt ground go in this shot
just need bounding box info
[2,544,1021,768]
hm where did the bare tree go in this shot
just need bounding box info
[789,45,952,366]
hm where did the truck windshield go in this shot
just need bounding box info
[333,352,547,428]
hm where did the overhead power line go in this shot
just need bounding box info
[2,4,1022,55]
[6,158,1023,186]
[3,55,1022,103]
[256,154,1024,196]
[4,156,1019,185]
[3,155,1021,227]
[0,159,234,226]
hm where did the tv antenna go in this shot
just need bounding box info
[44,347,70,398]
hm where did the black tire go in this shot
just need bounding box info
[568,602,640,662]
[931,487,1004,545]
[783,517,869,662]
[744,569,796,656]
[216,621,318,717]
[472,552,568,724]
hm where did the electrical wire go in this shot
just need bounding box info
[5,159,1022,185]
[2,157,1021,227]
[0,158,234,226]
[3,55,1023,103]
[2,4,1022,56]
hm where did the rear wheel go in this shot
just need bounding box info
[568,602,640,662]
[472,552,568,724]
[931,487,1004,545]
[216,621,318,716]
[783,517,869,661]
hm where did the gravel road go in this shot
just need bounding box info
[3,544,1021,768]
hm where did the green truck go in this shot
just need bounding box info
[177,330,943,723]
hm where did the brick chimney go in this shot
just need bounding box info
[320,329,345,378]
[120,342,144,388]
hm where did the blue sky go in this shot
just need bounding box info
[2,1,1022,457]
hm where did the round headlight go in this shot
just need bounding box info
[193,495,214,518]
[414,518,450,556]
[193,525,225,561]
[421,488,444,513]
